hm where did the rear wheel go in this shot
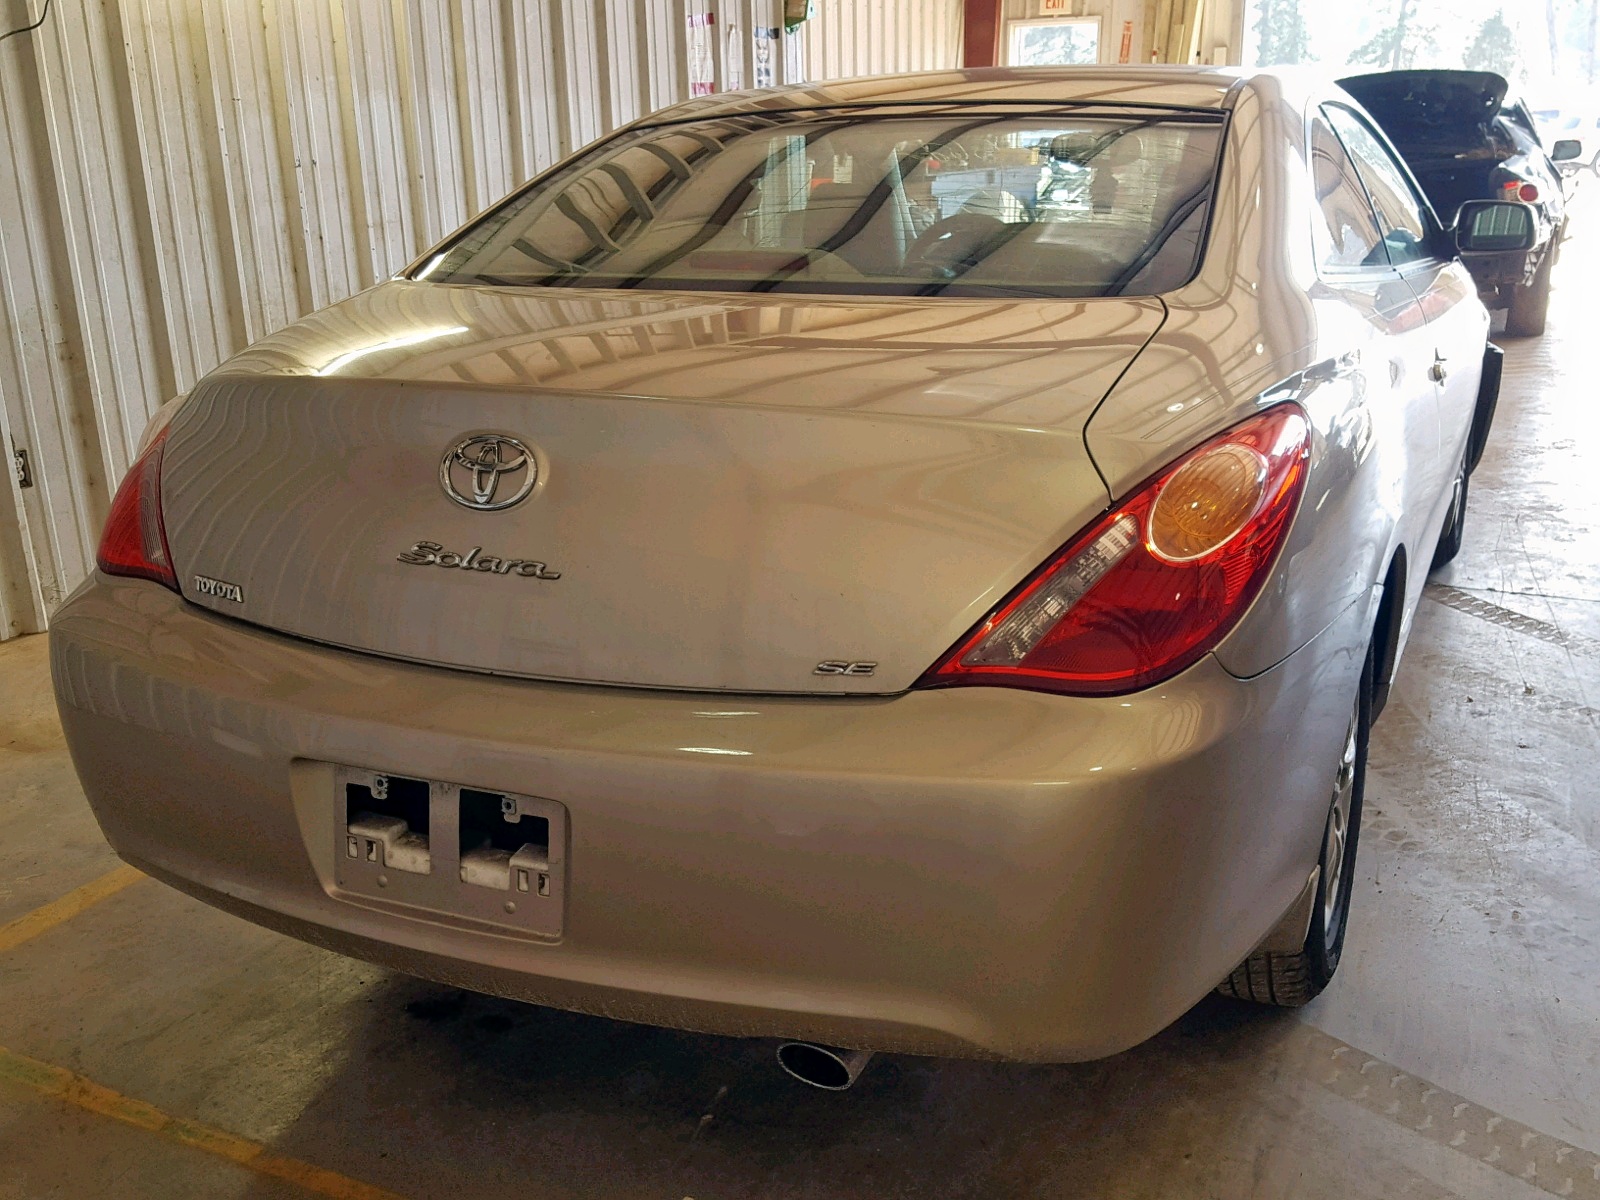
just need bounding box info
[1430,452,1469,569]
[1504,249,1554,338]
[1218,646,1371,1007]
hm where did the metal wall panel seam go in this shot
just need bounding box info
[707,0,727,95]
[324,0,381,292]
[783,12,804,85]
[639,0,684,114]
[447,5,481,215]
[121,0,239,392]
[502,0,564,179]
[395,0,468,247]
[271,0,364,310]
[257,0,326,319]
[748,0,771,82]
[203,2,301,345]
[455,0,516,220]
[96,0,181,407]
[472,0,516,201]
[0,218,35,635]
[810,0,829,79]
[339,0,418,284]
[741,0,767,91]
[32,0,168,481]
[600,0,641,130]
[495,0,526,187]
[0,440,39,636]
[878,0,889,75]
[837,0,851,77]
[863,0,879,77]
[558,0,606,152]
[176,0,252,360]
[0,32,95,628]
[722,0,748,92]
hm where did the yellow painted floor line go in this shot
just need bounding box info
[0,1045,406,1200]
[0,863,145,952]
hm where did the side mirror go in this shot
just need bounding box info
[1455,200,1537,253]
[1552,138,1583,162]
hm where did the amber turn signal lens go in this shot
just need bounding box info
[1146,442,1268,563]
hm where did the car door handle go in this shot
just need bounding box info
[1429,353,1449,384]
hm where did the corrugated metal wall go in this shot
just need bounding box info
[0,0,964,640]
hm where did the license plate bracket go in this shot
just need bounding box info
[332,765,567,940]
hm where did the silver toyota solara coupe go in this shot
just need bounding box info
[51,67,1528,1068]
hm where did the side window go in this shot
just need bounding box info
[1323,105,1433,267]
[1309,115,1387,272]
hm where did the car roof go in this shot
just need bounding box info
[628,65,1260,127]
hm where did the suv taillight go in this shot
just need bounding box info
[97,427,178,591]
[919,405,1311,696]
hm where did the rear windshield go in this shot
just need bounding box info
[412,108,1227,299]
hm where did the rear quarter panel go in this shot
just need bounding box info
[1086,80,1450,680]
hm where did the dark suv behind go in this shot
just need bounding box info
[1341,69,1580,336]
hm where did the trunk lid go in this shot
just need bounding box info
[1338,70,1508,147]
[160,283,1164,693]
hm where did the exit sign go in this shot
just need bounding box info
[1039,0,1076,13]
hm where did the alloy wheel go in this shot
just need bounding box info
[1321,701,1360,940]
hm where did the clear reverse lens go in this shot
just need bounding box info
[961,516,1138,666]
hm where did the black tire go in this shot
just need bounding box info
[1504,249,1553,338]
[1218,645,1372,1008]
[1430,452,1469,569]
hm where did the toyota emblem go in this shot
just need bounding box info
[440,435,538,511]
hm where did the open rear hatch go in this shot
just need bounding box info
[159,285,1164,693]
[1339,70,1512,218]
[1338,70,1507,144]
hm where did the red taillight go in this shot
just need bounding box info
[919,405,1311,696]
[96,427,178,591]
[1503,180,1539,203]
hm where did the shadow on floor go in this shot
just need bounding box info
[236,974,1369,1200]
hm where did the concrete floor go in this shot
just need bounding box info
[5,224,1600,1200]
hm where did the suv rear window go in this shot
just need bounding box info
[413,108,1227,299]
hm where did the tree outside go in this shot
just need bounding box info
[1252,0,1310,67]
[1240,0,1584,96]
[1347,0,1439,70]
[1465,11,1520,77]
[1240,0,1600,122]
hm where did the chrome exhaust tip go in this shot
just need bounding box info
[776,1041,875,1090]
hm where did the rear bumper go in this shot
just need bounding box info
[1462,242,1548,292]
[51,576,1366,1061]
